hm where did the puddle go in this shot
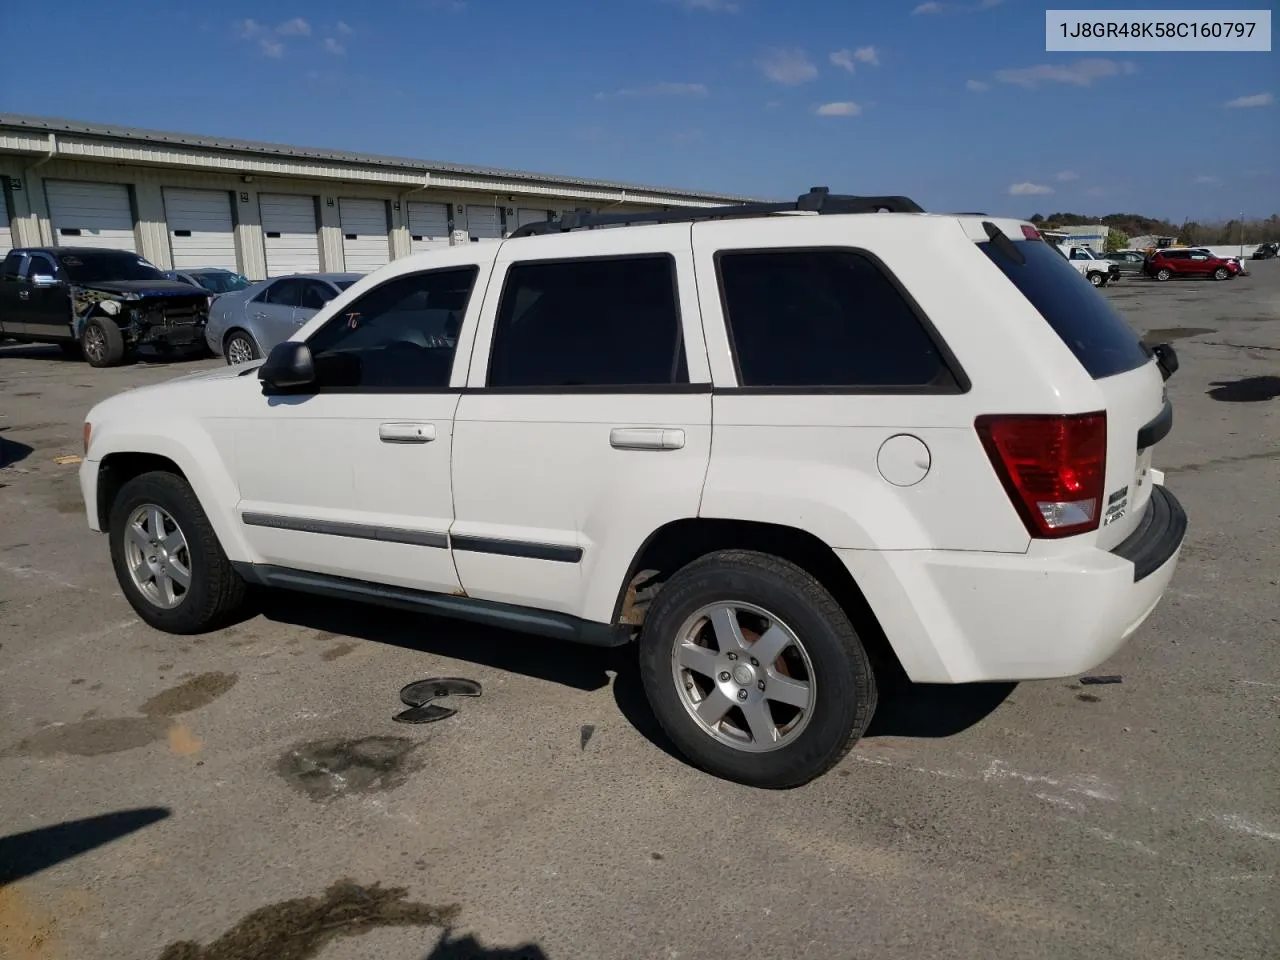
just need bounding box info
[1207,376,1280,403]
[319,642,355,661]
[155,878,459,960]
[277,736,423,802]
[5,717,170,757]
[1142,327,1216,343]
[139,672,238,717]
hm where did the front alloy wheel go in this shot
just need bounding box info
[1156,268,1172,281]
[123,503,192,609]
[224,332,259,366]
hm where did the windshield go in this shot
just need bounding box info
[980,239,1150,380]
[194,272,252,294]
[59,252,165,283]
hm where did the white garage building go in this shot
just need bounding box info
[0,113,754,278]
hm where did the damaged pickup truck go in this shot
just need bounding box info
[0,247,210,367]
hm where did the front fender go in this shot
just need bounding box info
[86,422,253,563]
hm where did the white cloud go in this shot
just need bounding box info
[276,17,310,36]
[1054,170,1079,182]
[815,101,862,116]
[323,37,345,55]
[1009,182,1054,196]
[757,47,818,85]
[336,20,353,35]
[965,79,990,92]
[595,81,709,100]
[854,45,879,66]
[913,2,943,13]
[238,18,269,38]
[1192,175,1221,186]
[996,58,1136,88]
[830,50,856,73]
[1224,92,1273,108]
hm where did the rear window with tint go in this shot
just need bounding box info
[979,240,1150,380]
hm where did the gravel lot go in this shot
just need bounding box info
[2,265,1277,960]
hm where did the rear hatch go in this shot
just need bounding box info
[973,222,1169,550]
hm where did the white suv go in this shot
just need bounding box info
[79,189,1187,788]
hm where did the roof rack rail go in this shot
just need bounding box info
[508,186,924,237]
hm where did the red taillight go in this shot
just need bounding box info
[976,412,1107,538]
[1021,225,1042,240]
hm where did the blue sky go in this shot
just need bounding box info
[1,0,1275,221]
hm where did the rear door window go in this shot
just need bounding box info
[979,239,1149,380]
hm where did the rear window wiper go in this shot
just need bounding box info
[982,221,1026,266]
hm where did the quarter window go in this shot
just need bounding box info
[304,266,478,391]
[717,249,951,389]
[486,255,687,388]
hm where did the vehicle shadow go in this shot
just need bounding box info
[257,592,1013,766]
[0,343,205,365]
[422,933,550,959]
[1207,376,1280,403]
[257,592,619,693]
[0,807,171,885]
[0,429,35,469]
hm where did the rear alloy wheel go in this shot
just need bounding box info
[1156,268,1173,281]
[81,317,126,367]
[639,550,877,788]
[1088,272,1105,287]
[1213,267,1229,281]
[108,471,249,633]
[224,331,260,366]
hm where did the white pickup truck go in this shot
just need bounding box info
[1057,245,1121,286]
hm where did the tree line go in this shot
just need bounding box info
[1028,212,1279,246]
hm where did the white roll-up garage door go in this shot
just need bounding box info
[514,208,551,232]
[0,192,11,255]
[164,188,238,271]
[407,202,451,255]
[46,181,136,251]
[259,194,320,276]
[465,205,502,243]
[339,199,391,273]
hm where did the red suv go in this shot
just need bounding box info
[1143,249,1235,281]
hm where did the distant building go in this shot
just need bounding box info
[1128,234,1178,251]
[1054,224,1111,252]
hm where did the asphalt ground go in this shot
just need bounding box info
[1,264,1277,960]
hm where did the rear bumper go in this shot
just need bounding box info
[839,484,1187,684]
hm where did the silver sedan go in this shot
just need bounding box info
[205,272,361,364]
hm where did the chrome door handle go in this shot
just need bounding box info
[253,311,268,320]
[379,422,436,444]
[610,427,685,450]
[17,291,29,300]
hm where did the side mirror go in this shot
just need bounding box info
[258,341,315,390]
[1150,342,1178,381]
[31,274,59,288]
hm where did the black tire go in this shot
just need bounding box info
[107,470,249,634]
[1155,268,1172,281]
[638,550,877,789]
[1088,271,1105,287]
[1213,267,1229,281]
[81,317,126,367]
[223,330,260,366]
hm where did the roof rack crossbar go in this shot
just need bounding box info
[508,187,924,237]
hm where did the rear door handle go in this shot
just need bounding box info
[379,422,436,444]
[610,427,685,450]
